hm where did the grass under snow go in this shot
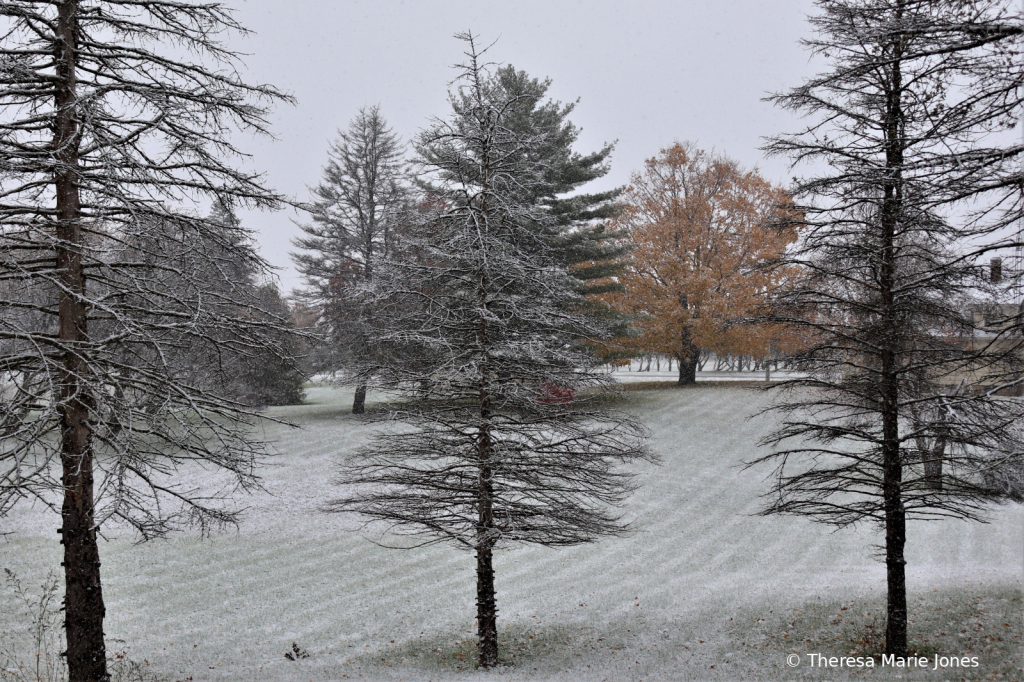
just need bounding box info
[1,384,1021,682]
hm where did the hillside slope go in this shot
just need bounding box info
[2,386,1020,681]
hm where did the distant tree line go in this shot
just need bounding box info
[295,132,805,390]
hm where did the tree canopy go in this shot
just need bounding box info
[605,143,799,383]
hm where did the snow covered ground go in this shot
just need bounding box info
[2,385,1021,681]
[602,359,802,384]
[607,368,797,383]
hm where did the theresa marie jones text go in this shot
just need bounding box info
[802,654,980,669]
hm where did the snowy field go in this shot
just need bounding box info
[2,385,1021,682]
[604,361,799,384]
[609,369,786,384]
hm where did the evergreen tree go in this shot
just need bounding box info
[486,65,624,271]
[242,283,307,407]
[326,34,653,669]
[293,106,408,413]
[479,65,634,355]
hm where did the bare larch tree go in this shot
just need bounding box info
[754,0,1023,658]
[325,34,653,669]
[0,2,292,681]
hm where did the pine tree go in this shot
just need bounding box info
[242,283,307,407]
[325,34,653,669]
[293,106,408,413]
[484,65,633,351]
[485,65,626,281]
[189,202,306,408]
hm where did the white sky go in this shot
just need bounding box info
[228,0,823,293]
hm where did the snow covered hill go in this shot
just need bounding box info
[2,386,1020,681]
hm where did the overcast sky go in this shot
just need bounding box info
[228,0,823,293]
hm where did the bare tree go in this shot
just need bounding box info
[116,201,305,410]
[292,106,408,413]
[0,3,292,681]
[325,34,653,669]
[754,0,1023,658]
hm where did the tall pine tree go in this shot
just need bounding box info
[293,106,408,413]
[326,34,653,668]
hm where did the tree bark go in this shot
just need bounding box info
[475,535,498,668]
[675,326,700,385]
[352,381,367,414]
[882,433,908,657]
[55,3,109,680]
[914,431,945,491]
[880,9,908,655]
[676,353,698,385]
[922,441,944,490]
[475,327,499,667]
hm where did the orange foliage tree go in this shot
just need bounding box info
[605,143,798,384]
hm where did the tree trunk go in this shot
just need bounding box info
[880,8,908,656]
[476,341,499,667]
[675,326,700,385]
[352,381,367,414]
[61,464,107,682]
[913,430,945,491]
[55,3,109,681]
[882,436,908,657]
[922,440,944,490]
[880,302,908,657]
[676,351,698,385]
[475,537,498,668]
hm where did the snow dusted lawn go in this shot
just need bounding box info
[2,386,1021,681]
[605,365,798,384]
